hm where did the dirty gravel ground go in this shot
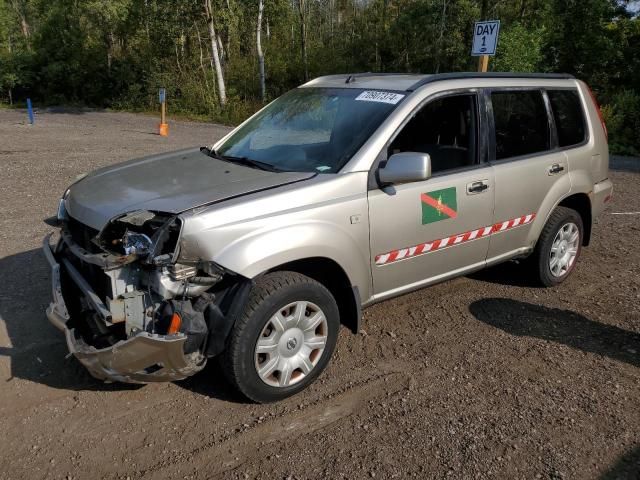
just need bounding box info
[0,109,638,480]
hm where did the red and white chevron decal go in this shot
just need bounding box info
[375,213,536,266]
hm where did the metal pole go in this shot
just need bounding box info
[27,98,34,125]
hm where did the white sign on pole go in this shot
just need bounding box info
[471,20,500,56]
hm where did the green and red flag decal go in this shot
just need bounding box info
[421,187,457,224]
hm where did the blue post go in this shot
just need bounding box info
[26,98,34,125]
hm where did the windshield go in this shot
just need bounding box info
[216,87,405,173]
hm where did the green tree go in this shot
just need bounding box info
[493,23,544,72]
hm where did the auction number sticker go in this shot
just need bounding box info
[355,91,405,104]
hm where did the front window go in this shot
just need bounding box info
[217,87,405,173]
[389,93,479,173]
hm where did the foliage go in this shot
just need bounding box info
[602,90,640,155]
[492,23,544,72]
[0,0,638,154]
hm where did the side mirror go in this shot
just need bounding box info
[378,152,432,185]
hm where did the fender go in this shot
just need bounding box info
[526,169,594,250]
[210,220,373,301]
[523,159,574,248]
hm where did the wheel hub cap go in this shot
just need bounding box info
[280,329,303,357]
[549,222,580,278]
[254,301,328,388]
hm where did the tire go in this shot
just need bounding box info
[222,271,340,403]
[530,206,584,287]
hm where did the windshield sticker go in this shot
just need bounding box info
[355,91,405,104]
[316,166,331,172]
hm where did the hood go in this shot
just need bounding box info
[65,147,315,230]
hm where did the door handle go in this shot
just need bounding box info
[467,181,489,194]
[548,163,565,175]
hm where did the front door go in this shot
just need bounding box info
[368,92,495,299]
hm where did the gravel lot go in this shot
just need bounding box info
[0,108,638,480]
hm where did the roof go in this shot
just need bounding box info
[302,72,575,92]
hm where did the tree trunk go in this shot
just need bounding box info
[218,33,227,67]
[204,0,227,106]
[435,0,447,73]
[296,0,308,81]
[480,0,488,20]
[225,0,232,61]
[20,17,30,42]
[257,0,266,102]
[195,21,215,104]
[10,0,31,50]
[107,31,115,74]
[519,0,527,20]
[175,43,183,74]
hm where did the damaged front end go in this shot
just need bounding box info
[43,210,250,383]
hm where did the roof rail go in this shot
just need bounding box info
[306,72,424,86]
[340,72,424,84]
[406,72,575,91]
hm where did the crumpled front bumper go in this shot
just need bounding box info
[42,233,204,383]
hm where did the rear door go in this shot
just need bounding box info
[486,88,571,262]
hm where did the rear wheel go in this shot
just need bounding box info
[222,271,339,403]
[530,206,583,287]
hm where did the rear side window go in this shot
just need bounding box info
[548,89,586,147]
[491,90,550,160]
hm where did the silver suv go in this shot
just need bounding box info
[44,73,613,402]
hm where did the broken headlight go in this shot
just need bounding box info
[122,231,154,255]
[100,210,182,262]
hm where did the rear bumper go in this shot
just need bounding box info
[593,178,614,218]
[42,233,204,383]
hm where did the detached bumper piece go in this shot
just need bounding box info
[42,234,205,383]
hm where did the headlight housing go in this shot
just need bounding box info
[57,188,71,221]
[122,231,154,255]
[99,210,182,263]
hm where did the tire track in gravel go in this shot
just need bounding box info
[138,368,408,479]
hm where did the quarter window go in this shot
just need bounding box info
[491,90,550,160]
[548,89,586,147]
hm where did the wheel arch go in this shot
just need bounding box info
[558,193,592,246]
[266,257,361,334]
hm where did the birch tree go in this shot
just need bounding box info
[204,0,226,106]
[9,0,30,49]
[296,0,308,81]
[257,0,265,101]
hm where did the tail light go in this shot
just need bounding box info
[585,84,608,140]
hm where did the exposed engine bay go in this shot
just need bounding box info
[44,208,251,382]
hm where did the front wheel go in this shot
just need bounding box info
[221,271,339,403]
[530,206,583,287]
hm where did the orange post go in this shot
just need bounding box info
[159,88,169,136]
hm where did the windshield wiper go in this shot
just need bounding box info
[200,146,282,172]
